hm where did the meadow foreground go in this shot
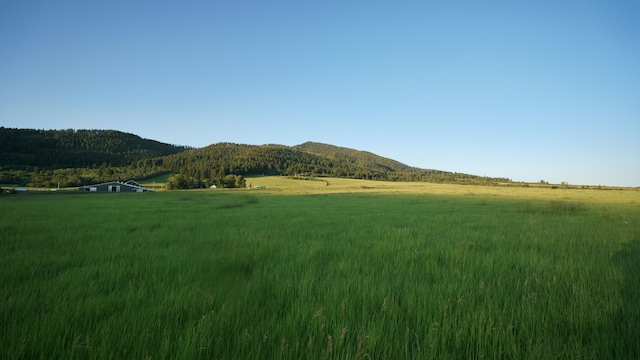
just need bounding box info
[1,180,639,358]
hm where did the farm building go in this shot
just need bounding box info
[79,181,153,193]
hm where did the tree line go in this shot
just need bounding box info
[1,128,511,188]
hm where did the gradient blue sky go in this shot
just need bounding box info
[1,1,638,186]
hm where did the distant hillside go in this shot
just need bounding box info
[293,141,415,173]
[161,141,510,185]
[160,142,391,180]
[0,128,511,188]
[0,128,188,169]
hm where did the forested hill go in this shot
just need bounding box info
[161,142,397,180]
[161,142,510,184]
[0,128,511,187]
[0,128,188,169]
[294,141,415,173]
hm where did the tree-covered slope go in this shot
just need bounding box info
[294,141,415,173]
[0,128,188,169]
[161,141,511,184]
[161,142,392,180]
[0,128,511,187]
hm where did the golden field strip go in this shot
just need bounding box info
[199,175,640,204]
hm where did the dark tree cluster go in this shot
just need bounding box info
[0,127,188,169]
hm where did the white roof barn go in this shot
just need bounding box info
[78,181,153,193]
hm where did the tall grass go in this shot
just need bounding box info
[1,191,638,358]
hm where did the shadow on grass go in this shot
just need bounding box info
[513,200,586,215]
[611,239,640,357]
[217,195,260,209]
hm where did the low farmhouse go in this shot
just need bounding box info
[79,181,153,193]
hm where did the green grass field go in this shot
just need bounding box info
[1,181,639,358]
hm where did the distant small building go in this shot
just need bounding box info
[79,181,153,193]
[124,180,141,187]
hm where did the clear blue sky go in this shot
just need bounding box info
[1,1,638,186]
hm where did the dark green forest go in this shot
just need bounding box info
[0,128,511,188]
[0,128,188,168]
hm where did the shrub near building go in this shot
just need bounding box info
[166,174,201,190]
[166,173,246,189]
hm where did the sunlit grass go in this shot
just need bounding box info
[246,175,640,203]
[1,189,639,358]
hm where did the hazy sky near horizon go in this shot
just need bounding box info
[1,1,639,186]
